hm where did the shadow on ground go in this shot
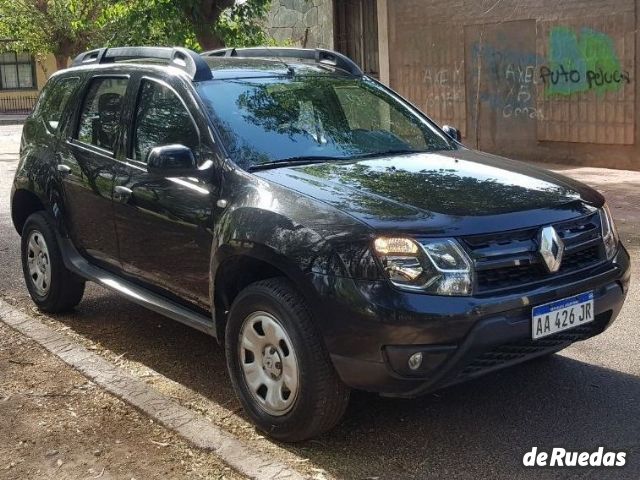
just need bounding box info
[48,289,640,480]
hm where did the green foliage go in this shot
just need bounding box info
[0,0,114,68]
[215,0,273,47]
[100,0,198,49]
[105,0,275,50]
[0,0,276,69]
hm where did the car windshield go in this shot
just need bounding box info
[197,75,455,169]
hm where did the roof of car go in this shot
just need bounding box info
[66,46,363,82]
[202,56,355,79]
[59,58,355,83]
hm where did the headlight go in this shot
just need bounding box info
[600,204,619,260]
[373,237,473,295]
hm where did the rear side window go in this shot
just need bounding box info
[132,80,199,162]
[76,77,128,152]
[34,76,79,134]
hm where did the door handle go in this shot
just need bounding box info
[57,164,72,175]
[114,185,133,203]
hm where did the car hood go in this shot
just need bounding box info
[253,149,603,236]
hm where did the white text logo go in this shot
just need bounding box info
[523,447,626,467]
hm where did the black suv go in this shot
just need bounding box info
[11,46,630,441]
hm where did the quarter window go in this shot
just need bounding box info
[76,77,128,152]
[132,80,199,162]
[38,77,80,133]
[0,52,36,90]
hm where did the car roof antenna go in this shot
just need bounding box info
[263,46,295,77]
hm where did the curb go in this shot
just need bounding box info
[0,299,307,480]
[0,114,27,125]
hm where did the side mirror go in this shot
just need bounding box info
[147,144,197,177]
[442,125,462,142]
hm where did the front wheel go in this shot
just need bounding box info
[225,278,350,442]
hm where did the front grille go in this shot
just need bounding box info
[476,245,601,291]
[463,213,605,293]
[454,312,610,381]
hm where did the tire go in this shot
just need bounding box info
[225,277,350,442]
[21,212,85,313]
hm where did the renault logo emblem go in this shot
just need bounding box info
[539,226,564,273]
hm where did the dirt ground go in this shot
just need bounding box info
[0,321,242,480]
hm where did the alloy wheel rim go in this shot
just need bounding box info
[26,230,51,297]
[238,311,300,416]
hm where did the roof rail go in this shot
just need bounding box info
[71,47,213,82]
[202,47,364,76]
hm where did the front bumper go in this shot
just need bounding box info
[311,245,631,398]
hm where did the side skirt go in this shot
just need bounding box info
[57,236,216,338]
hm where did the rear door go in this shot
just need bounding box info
[20,74,81,213]
[57,75,129,269]
[112,75,217,309]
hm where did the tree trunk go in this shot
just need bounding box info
[54,54,69,71]
[194,26,225,51]
[184,0,234,51]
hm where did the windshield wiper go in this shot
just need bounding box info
[353,148,426,159]
[247,156,345,172]
[247,150,427,172]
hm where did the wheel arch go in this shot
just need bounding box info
[11,188,46,235]
[211,243,322,341]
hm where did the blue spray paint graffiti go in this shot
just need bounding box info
[469,42,545,120]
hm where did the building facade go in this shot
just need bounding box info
[0,52,57,115]
[266,0,640,171]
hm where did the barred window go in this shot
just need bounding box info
[0,52,36,90]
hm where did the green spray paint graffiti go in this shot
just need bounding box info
[539,26,631,96]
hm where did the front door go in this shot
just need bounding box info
[58,75,129,269]
[112,77,216,309]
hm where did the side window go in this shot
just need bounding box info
[37,77,80,134]
[76,77,128,152]
[132,80,199,162]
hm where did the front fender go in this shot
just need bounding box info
[208,168,382,339]
[210,206,331,305]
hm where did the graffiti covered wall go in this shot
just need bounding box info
[390,24,467,137]
[470,42,542,121]
[537,15,635,145]
[541,27,631,97]
[388,0,639,169]
[465,17,634,147]
[464,20,541,153]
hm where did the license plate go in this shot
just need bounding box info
[531,291,594,340]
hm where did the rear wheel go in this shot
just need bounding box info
[21,212,85,313]
[225,278,350,442]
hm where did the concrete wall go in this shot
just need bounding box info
[384,0,640,170]
[266,0,334,48]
